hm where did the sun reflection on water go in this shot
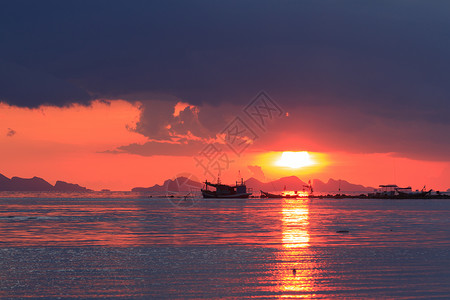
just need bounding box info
[282,199,310,248]
[275,198,318,298]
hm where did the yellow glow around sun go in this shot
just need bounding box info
[251,151,327,179]
[276,151,315,169]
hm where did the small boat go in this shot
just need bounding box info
[201,178,252,198]
[260,191,284,198]
[395,186,432,198]
[261,181,312,198]
[260,190,308,198]
[368,185,433,198]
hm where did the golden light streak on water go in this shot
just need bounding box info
[282,198,310,248]
[270,198,319,298]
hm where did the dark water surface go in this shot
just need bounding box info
[0,194,449,298]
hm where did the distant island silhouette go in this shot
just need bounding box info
[1,172,449,194]
[0,173,91,192]
[132,175,377,193]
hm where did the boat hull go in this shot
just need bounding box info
[260,190,304,198]
[201,190,251,198]
[260,191,283,198]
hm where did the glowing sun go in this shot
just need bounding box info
[276,151,314,169]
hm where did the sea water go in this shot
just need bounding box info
[0,193,449,298]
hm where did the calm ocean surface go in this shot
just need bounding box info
[0,192,449,299]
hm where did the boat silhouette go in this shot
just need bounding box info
[201,178,252,198]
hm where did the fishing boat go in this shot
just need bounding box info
[260,191,284,198]
[368,184,432,198]
[260,180,312,198]
[395,186,432,198]
[201,178,252,198]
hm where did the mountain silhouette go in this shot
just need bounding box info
[132,176,203,192]
[2,172,442,193]
[312,178,374,192]
[131,175,375,193]
[246,177,374,192]
[0,173,10,186]
[8,176,54,191]
[54,181,91,192]
[246,176,307,192]
[0,173,91,192]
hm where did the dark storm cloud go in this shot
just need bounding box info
[261,105,450,161]
[130,98,213,141]
[0,60,91,107]
[1,1,449,111]
[1,1,449,159]
[112,140,212,157]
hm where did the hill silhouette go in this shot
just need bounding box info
[8,176,54,191]
[3,172,442,193]
[131,175,375,193]
[132,176,203,192]
[54,181,92,192]
[246,177,374,193]
[0,173,91,192]
[312,178,374,193]
[246,176,307,192]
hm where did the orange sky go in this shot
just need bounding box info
[1,100,449,191]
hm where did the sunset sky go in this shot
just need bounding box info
[1,1,449,191]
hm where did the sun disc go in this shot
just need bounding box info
[276,151,314,169]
